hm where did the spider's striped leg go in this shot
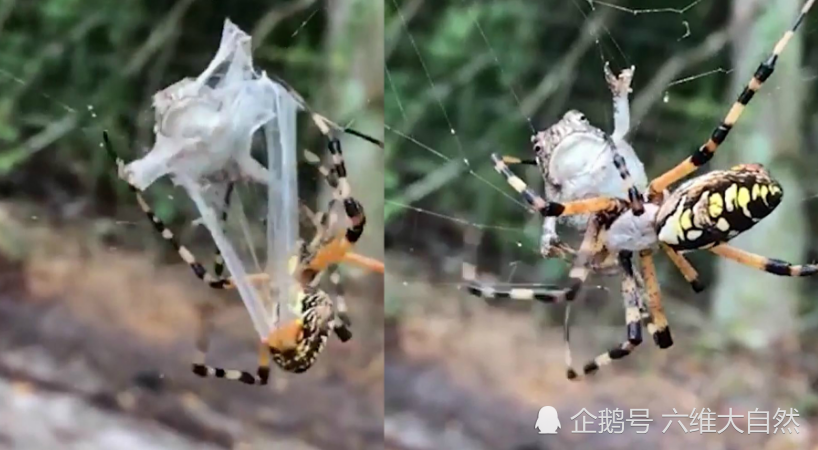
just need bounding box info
[553,213,613,303]
[491,153,627,217]
[303,149,383,273]
[557,216,613,379]
[461,221,614,379]
[602,63,644,215]
[492,155,574,257]
[573,251,644,379]
[103,131,231,289]
[603,134,644,216]
[660,243,705,293]
[648,0,816,198]
[638,250,673,349]
[499,155,538,166]
[461,224,567,304]
[295,205,356,342]
[191,304,271,385]
[588,247,620,275]
[465,215,609,308]
[325,133,366,246]
[328,266,353,342]
[710,244,818,276]
[212,182,234,279]
[302,120,368,272]
[264,73,384,149]
[299,200,333,248]
[462,270,566,304]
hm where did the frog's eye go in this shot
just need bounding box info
[576,113,587,122]
[533,142,543,153]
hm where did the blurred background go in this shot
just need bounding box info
[385,0,818,449]
[0,1,383,449]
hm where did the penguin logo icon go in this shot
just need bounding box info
[535,406,561,434]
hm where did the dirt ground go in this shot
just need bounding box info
[385,251,818,450]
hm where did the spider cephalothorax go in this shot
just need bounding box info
[266,290,335,373]
[466,0,816,380]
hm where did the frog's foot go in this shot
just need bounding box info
[604,62,635,97]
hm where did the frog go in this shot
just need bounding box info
[530,63,648,260]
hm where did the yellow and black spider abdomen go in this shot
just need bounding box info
[268,293,333,373]
[655,164,783,252]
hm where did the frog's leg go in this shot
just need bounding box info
[605,62,634,141]
[603,63,644,215]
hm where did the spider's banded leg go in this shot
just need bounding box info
[559,215,609,303]
[304,149,341,189]
[648,0,816,197]
[462,261,565,303]
[499,155,538,166]
[461,223,614,378]
[304,149,366,250]
[588,248,620,275]
[532,187,573,259]
[632,261,651,321]
[472,214,612,379]
[299,201,332,248]
[491,153,626,217]
[341,252,384,274]
[103,132,231,289]
[341,126,385,149]
[660,243,705,292]
[462,280,567,303]
[562,217,613,379]
[461,226,566,303]
[602,63,644,215]
[492,155,574,258]
[328,267,352,342]
[638,250,672,348]
[710,244,818,276]
[213,182,234,279]
[301,153,385,272]
[299,199,384,274]
[263,72,383,149]
[326,136,366,246]
[573,251,644,379]
[302,120,368,272]
[191,304,270,385]
[604,134,644,216]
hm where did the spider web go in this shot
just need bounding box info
[384,0,818,304]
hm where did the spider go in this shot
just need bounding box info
[466,0,816,380]
[103,111,376,385]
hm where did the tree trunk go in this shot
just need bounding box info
[711,0,806,352]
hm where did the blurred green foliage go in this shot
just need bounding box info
[0,0,377,226]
